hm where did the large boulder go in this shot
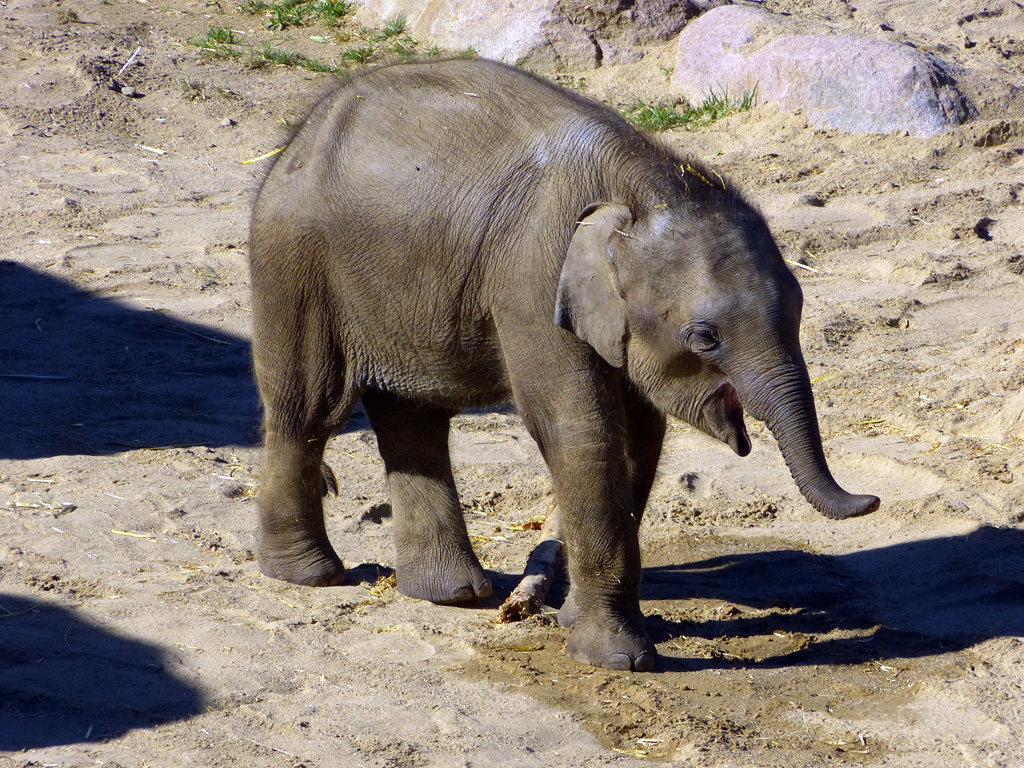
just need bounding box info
[358,0,731,70]
[407,0,598,70]
[671,6,976,136]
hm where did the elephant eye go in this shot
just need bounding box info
[685,323,721,353]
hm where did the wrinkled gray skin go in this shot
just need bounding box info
[249,59,879,672]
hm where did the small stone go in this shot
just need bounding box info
[885,316,911,330]
[220,117,237,127]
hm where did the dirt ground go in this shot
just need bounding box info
[2,0,1023,766]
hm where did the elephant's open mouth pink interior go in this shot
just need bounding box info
[711,382,751,457]
[721,382,743,422]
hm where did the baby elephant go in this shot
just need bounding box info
[249,58,878,672]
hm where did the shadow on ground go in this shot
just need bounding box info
[0,593,204,749]
[642,525,1024,670]
[0,260,259,459]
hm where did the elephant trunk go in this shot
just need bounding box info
[734,355,880,520]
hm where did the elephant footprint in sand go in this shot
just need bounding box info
[249,58,878,672]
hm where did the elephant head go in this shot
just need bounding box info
[554,193,879,520]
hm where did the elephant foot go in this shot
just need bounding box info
[396,549,492,605]
[559,594,656,671]
[566,617,657,672]
[258,537,347,587]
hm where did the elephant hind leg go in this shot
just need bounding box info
[362,389,492,605]
[251,275,358,588]
[257,431,347,587]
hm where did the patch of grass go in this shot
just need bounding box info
[267,3,304,29]
[624,100,687,132]
[206,26,238,44]
[237,0,353,28]
[738,88,757,111]
[371,16,415,55]
[190,12,424,77]
[333,17,418,61]
[248,42,342,74]
[308,0,355,25]
[189,27,244,59]
[257,43,300,67]
[180,79,206,100]
[296,55,335,73]
[699,87,756,121]
[622,87,757,132]
[379,15,408,38]
[457,46,478,59]
[341,43,377,64]
[387,36,417,57]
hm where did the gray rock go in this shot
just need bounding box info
[671,6,975,136]
[358,0,730,71]
[627,0,733,42]
[556,0,731,44]
[360,0,598,70]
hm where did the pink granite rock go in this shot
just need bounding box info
[672,6,975,136]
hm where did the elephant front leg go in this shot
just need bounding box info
[258,432,346,587]
[362,390,492,605]
[511,389,656,670]
[555,477,655,672]
[556,389,665,667]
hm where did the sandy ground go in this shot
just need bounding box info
[2,0,1023,766]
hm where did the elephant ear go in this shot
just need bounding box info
[554,203,633,368]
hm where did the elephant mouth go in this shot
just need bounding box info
[721,382,743,422]
[703,382,751,457]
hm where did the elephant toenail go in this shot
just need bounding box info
[604,653,635,671]
[632,651,657,672]
[452,586,474,601]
